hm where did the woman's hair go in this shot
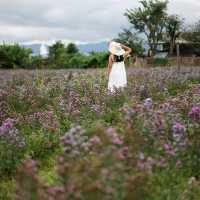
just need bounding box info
[113,55,124,62]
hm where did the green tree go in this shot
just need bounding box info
[166,15,183,55]
[0,44,32,69]
[30,55,45,69]
[66,43,79,54]
[116,28,145,56]
[125,0,168,56]
[48,41,66,68]
[181,20,200,43]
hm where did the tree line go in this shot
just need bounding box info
[1,0,200,69]
[0,42,109,69]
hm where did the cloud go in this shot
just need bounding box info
[0,0,200,43]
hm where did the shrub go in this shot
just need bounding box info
[0,44,32,69]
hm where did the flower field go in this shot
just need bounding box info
[0,67,200,200]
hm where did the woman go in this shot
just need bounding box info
[107,41,132,92]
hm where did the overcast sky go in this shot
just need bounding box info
[0,0,200,44]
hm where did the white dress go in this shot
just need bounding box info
[108,60,127,92]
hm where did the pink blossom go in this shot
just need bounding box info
[188,106,200,121]
[89,136,102,146]
[117,147,129,160]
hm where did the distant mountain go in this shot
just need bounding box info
[21,44,41,56]
[78,41,108,54]
[22,41,109,56]
[22,43,49,58]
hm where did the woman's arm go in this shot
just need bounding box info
[107,55,113,77]
[120,44,132,58]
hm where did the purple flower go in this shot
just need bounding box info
[188,106,200,121]
[172,122,186,133]
[163,143,177,157]
[0,118,25,148]
[47,186,64,196]
[137,155,156,174]
[91,104,102,114]
[176,160,182,168]
[163,143,173,151]
[60,125,90,156]
[156,157,167,168]
[137,161,145,171]
[172,122,186,143]
[89,136,102,146]
[106,128,123,145]
[1,118,14,130]
[117,147,129,160]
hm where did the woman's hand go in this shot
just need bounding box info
[120,43,132,59]
[120,44,132,53]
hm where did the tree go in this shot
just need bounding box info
[116,28,145,56]
[49,41,66,60]
[48,41,66,68]
[166,15,183,55]
[0,44,32,69]
[66,43,79,54]
[181,20,200,43]
[125,0,168,56]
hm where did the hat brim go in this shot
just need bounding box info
[109,48,125,56]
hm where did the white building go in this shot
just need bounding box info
[40,43,49,58]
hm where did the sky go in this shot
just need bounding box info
[0,0,200,44]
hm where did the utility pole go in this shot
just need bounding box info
[176,42,180,71]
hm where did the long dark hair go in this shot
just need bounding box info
[113,55,124,62]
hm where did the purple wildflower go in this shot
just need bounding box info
[61,125,91,156]
[163,143,176,157]
[188,106,200,121]
[116,147,129,160]
[0,118,25,148]
[172,122,186,142]
[176,160,182,168]
[89,136,102,146]
[106,127,123,145]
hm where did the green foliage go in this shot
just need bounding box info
[0,140,25,177]
[48,41,109,69]
[166,15,183,55]
[181,20,200,43]
[116,28,145,56]
[63,52,109,69]
[87,52,109,68]
[66,42,79,54]
[125,0,168,54]
[30,55,45,69]
[0,44,32,69]
[0,178,15,200]
[48,41,67,68]
[152,58,168,67]
[65,53,86,68]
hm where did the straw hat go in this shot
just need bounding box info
[109,41,125,56]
